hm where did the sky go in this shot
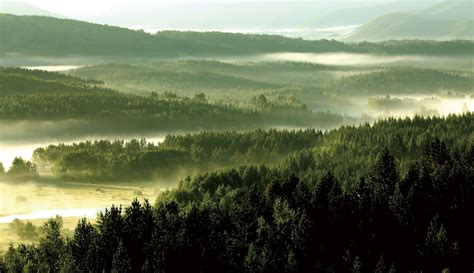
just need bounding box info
[0,0,415,18]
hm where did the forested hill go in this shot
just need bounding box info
[0,67,105,96]
[348,0,474,41]
[3,114,473,272]
[0,14,473,58]
[30,113,473,182]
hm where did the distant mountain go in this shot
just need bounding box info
[312,1,441,27]
[0,14,472,59]
[0,67,104,96]
[86,1,447,32]
[0,1,63,17]
[349,13,473,41]
[0,14,346,58]
[418,0,473,21]
[87,2,350,30]
[348,0,474,41]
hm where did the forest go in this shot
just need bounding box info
[0,68,349,133]
[1,114,473,272]
[69,62,474,97]
[18,113,473,186]
[1,14,474,58]
[0,4,473,272]
[323,67,474,96]
[68,60,474,117]
[0,67,107,96]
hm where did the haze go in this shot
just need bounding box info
[0,0,472,271]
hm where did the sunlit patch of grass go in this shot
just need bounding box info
[0,180,165,233]
[0,217,90,254]
[0,180,165,253]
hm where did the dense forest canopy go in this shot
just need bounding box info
[69,61,474,103]
[0,67,348,132]
[29,114,473,184]
[324,67,474,96]
[0,3,473,271]
[2,114,473,272]
[0,67,107,96]
[1,14,473,58]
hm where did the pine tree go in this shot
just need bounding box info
[71,218,96,272]
[420,215,458,271]
[37,218,66,272]
[111,241,132,273]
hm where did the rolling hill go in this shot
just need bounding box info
[0,67,105,96]
[418,0,473,21]
[0,14,473,59]
[349,13,473,41]
[0,1,63,17]
[312,1,440,28]
[349,0,474,41]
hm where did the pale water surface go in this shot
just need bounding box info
[0,181,160,223]
[22,65,80,72]
[0,135,166,169]
[259,52,428,66]
[0,208,103,224]
[132,25,360,40]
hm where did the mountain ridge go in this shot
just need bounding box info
[348,0,474,41]
[0,1,64,17]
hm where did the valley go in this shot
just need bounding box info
[0,1,473,271]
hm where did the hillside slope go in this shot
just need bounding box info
[1,14,473,58]
[349,13,473,41]
[349,0,473,41]
[0,1,63,17]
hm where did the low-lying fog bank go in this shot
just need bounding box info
[0,180,164,252]
[1,95,471,169]
[0,119,173,169]
[0,119,346,170]
[363,95,473,118]
[0,180,162,223]
[256,53,474,69]
[4,52,473,71]
[21,65,81,72]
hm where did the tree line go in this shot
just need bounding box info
[1,14,473,58]
[0,157,39,180]
[0,67,108,97]
[2,137,472,272]
[0,67,346,130]
[321,67,474,96]
[30,113,472,184]
[32,129,321,181]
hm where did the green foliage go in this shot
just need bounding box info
[38,218,66,272]
[0,67,347,131]
[30,114,473,183]
[3,217,69,272]
[5,137,473,272]
[7,157,38,180]
[8,219,41,240]
[419,215,459,270]
[70,61,473,105]
[111,241,132,273]
[67,60,473,124]
[0,92,258,122]
[71,218,97,272]
[0,67,106,96]
[69,62,278,96]
[323,67,474,96]
[33,129,321,180]
[1,14,473,58]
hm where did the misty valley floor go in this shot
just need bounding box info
[0,8,473,270]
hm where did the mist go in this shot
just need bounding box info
[1,1,473,269]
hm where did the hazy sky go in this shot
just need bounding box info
[1,0,423,18]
